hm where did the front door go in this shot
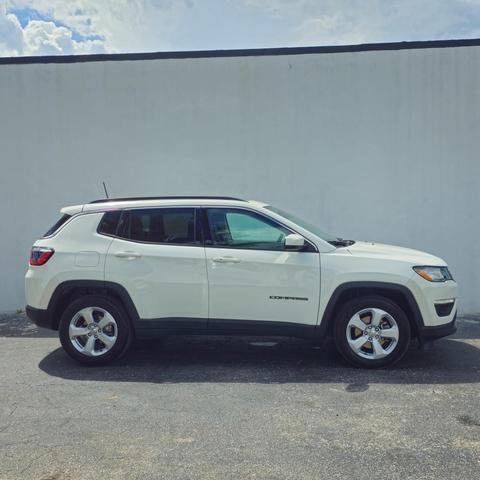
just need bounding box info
[203,207,320,333]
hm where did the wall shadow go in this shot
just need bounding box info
[0,313,56,338]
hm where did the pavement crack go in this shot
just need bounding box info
[8,403,18,417]
[18,450,50,475]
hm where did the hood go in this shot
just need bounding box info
[346,241,446,266]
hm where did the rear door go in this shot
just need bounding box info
[103,207,208,332]
[203,207,320,333]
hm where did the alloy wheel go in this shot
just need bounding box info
[68,306,118,357]
[345,307,399,360]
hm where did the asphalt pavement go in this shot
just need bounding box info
[0,313,479,479]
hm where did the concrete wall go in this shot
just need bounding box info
[0,44,479,312]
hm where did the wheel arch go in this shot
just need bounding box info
[47,280,140,330]
[318,281,424,339]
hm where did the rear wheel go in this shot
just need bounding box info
[333,295,411,368]
[59,295,132,365]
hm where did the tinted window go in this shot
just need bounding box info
[97,210,121,236]
[206,208,289,250]
[43,214,71,237]
[120,208,196,244]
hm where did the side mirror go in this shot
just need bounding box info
[284,233,305,250]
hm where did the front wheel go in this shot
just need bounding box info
[333,295,411,368]
[59,295,132,365]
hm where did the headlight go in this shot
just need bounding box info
[413,266,453,282]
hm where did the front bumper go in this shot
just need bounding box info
[417,313,457,342]
[26,305,55,330]
[406,277,458,328]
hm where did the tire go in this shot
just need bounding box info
[333,295,411,368]
[59,295,133,366]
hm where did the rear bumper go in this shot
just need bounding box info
[26,305,55,330]
[417,313,457,342]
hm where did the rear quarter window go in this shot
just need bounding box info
[43,214,71,237]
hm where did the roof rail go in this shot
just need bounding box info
[89,196,245,204]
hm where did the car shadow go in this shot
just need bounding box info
[38,325,480,386]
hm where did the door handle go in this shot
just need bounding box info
[212,256,241,264]
[114,251,142,259]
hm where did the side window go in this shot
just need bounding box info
[119,208,197,245]
[43,214,71,237]
[206,208,290,250]
[97,210,121,236]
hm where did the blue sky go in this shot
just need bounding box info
[10,5,103,42]
[1,0,480,57]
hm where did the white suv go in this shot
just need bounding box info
[25,196,457,368]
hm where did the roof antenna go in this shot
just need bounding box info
[102,181,109,199]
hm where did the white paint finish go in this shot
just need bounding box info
[346,241,447,266]
[2,45,479,311]
[25,202,457,329]
[284,233,305,249]
[205,247,320,324]
[61,205,84,216]
[406,276,458,327]
[25,213,111,309]
[75,251,100,267]
[24,201,457,329]
[105,238,208,319]
[319,242,458,327]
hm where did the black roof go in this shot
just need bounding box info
[89,196,245,204]
[1,38,479,65]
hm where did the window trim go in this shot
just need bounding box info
[97,206,202,247]
[202,206,318,253]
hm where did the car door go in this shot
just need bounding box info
[104,207,208,332]
[203,207,320,333]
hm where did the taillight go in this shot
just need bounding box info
[30,247,55,266]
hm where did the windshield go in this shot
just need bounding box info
[264,205,338,242]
